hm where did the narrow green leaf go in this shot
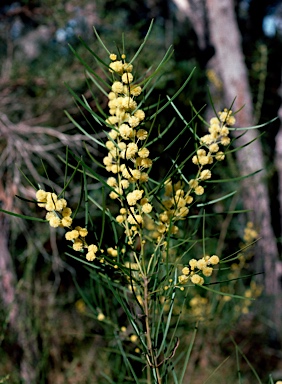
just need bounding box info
[0,208,46,222]
[64,110,105,148]
[98,187,106,248]
[197,283,249,300]
[150,68,196,119]
[168,97,202,140]
[231,336,263,383]
[59,160,82,197]
[128,19,155,65]
[69,43,111,87]
[92,27,111,55]
[86,71,108,97]
[206,169,262,183]
[156,270,177,358]
[179,322,198,384]
[197,190,237,207]
[228,116,278,130]
[202,356,230,384]
[18,167,37,190]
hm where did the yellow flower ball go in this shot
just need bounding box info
[191,274,204,285]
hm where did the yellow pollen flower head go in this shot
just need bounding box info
[109,61,123,74]
[122,96,137,111]
[189,179,198,189]
[73,239,84,251]
[86,251,96,261]
[75,226,88,237]
[197,149,207,156]
[130,85,142,96]
[136,129,148,140]
[123,62,133,72]
[171,225,179,234]
[134,110,145,121]
[119,124,133,139]
[126,142,138,159]
[141,158,152,168]
[137,147,149,158]
[221,137,231,146]
[88,244,98,253]
[227,115,236,126]
[182,267,190,275]
[209,255,219,265]
[97,313,105,321]
[178,274,189,284]
[112,81,124,94]
[61,216,73,227]
[108,91,116,100]
[221,126,229,136]
[176,206,189,217]
[109,129,118,140]
[215,151,225,161]
[46,211,56,221]
[209,143,219,153]
[116,215,125,223]
[191,274,204,285]
[210,117,220,125]
[200,169,212,180]
[62,207,72,217]
[128,116,140,127]
[130,334,138,343]
[109,53,117,61]
[121,179,130,189]
[49,217,61,228]
[196,259,207,270]
[107,177,117,187]
[199,156,212,165]
[189,259,198,270]
[142,203,152,213]
[202,267,213,277]
[121,72,134,84]
[185,195,193,204]
[36,189,48,207]
[194,186,204,195]
[140,172,149,183]
[128,214,143,225]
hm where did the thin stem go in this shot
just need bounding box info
[143,276,162,384]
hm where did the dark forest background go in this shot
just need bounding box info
[0,0,282,383]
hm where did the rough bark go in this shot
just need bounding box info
[275,77,282,243]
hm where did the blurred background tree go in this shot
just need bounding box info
[0,0,282,382]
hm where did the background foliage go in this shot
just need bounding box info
[0,0,282,383]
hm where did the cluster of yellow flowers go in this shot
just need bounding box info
[229,221,258,280]
[178,254,219,286]
[151,110,235,244]
[189,295,210,320]
[170,110,236,285]
[243,221,258,243]
[105,53,152,238]
[36,190,72,228]
[36,189,99,261]
[190,109,235,191]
